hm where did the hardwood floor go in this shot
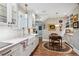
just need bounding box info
[32,41,78,56]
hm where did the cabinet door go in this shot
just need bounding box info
[27,37,39,56]
[10,49,20,56]
[0,4,7,24]
[11,4,18,26]
[0,44,21,56]
[7,4,12,25]
[18,11,26,29]
[18,42,29,56]
[27,13,32,28]
[7,4,18,27]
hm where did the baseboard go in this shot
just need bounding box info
[65,41,79,55]
[42,39,49,41]
[73,47,79,55]
[65,42,73,48]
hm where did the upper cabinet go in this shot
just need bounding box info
[7,3,18,27]
[11,4,18,25]
[17,4,28,29]
[27,11,36,28]
[0,3,36,32]
[0,4,7,24]
[7,3,28,29]
[18,11,27,29]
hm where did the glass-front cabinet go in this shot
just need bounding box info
[0,3,18,27]
[0,3,35,31]
[11,4,18,25]
[0,4,7,24]
[7,3,18,27]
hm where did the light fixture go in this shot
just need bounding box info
[56,12,59,14]
[55,25,59,27]
[42,11,46,13]
[25,4,28,7]
[59,20,63,23]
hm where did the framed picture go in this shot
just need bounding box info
[73,22,78,28]
[73,14,78,22]
[48,24,55,30]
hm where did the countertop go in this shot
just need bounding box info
[0,34,37,52]
[65,33,74,36]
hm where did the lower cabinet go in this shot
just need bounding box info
[0,44,20,56]
[0,36,39,56]
[18,36,39,56]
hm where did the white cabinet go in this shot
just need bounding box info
[0,44,20,56]
[18,11,28,30]
[27,13,32,28]
[7,4,18,26]
[18,36,39,56]
[0,3,18,26]
[27,12,36,29]
[26,36,39,56]
[0,4,7,24]
[18,11,24,29]
[11,4,18,26]
[18,39,28,56]
[0,35,39,56]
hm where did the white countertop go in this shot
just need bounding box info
[0,34,37,52]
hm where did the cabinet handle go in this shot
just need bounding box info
[2,50,12,56]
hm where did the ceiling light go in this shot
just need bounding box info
[56,12,59,14]
[25,4,28,7]
[55,25,59,27]
[42,11,46,13]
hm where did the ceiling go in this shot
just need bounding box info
[17,3,27,13]
[27,3,78,21]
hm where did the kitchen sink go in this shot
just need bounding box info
[0,42,12,49]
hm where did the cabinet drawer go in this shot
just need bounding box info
[0,44,20,56]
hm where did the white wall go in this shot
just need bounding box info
[65,5,79,50]
[42,18,66,41]
[0,26,22,41]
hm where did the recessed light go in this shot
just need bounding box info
[56,12,58,14]
[42,11,46,13]
[25,4,28,7]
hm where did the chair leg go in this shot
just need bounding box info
[59,39,62,50]
[61,39,62,49]
[49,39,51,46]
[58,40,61,51]
[52,40,54,50]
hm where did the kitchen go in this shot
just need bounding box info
[0,3,79,56]
[0,3,39,56]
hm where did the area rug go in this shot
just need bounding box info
[43,42,72,53]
